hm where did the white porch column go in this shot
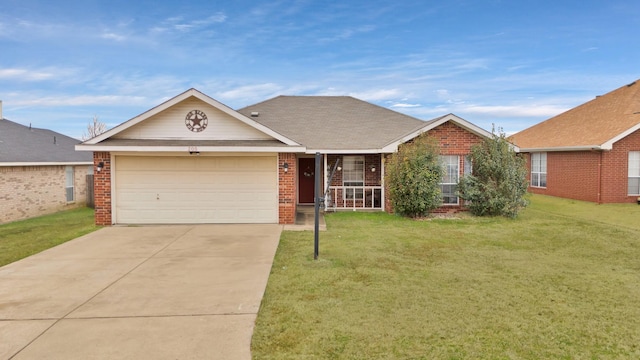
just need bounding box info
[381,154,385,211]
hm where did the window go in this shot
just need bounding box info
[65,166,75,202]
[464,155,473,176]
[629,151,640,195]
[531,152,547,188]
[440,155,459,205]
[343,156,364,199]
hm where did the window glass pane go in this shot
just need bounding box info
[65,166,74,202]
[441,184,458,204]
[531,153,540,172]
[629,151,640,177]
[343,156,364,200]
[439,155,459,204]
[464,156,472,175]
[531,152,547,188]
[440,155,459,184]
[628,178,640,195]
[531,173,539,187]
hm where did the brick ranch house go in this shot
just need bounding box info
[0,102,93,223]
[510,79,640,204]
[76,89,493,225]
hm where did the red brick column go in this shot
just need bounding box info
[278,153,297,224]
[93,152,112,225]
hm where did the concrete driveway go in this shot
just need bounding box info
[0,224,282,360]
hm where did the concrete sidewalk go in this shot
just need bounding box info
[0,224,282,359]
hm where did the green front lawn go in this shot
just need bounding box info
[252,195,640,359]
[0,207,100,267]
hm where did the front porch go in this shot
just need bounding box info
[295,154,385,212]
[324,185,383,211]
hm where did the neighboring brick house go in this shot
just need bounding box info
[0,104,93,223]
[510,79,640,204]
[77,89,493,225]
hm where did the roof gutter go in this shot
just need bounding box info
[75,144,306,153]
[517,145,606,152]
[0,161,93,167]
[305,148,392,154]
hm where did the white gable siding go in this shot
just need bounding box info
[115,97,273,140]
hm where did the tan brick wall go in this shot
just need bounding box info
[0,164,89,224]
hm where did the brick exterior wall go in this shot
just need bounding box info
[93,152,112,225]
[524,129,640,204]
[384,121,485,214]
[526,151,601,202]
[0,164,89,224]
[602,129,640,203]
[278,153,297,224]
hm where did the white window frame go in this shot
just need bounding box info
[531,152,547,188]
[343,156,365,200]
[628,151,640,195]
[65,165,75,202]
[440,155,459,205]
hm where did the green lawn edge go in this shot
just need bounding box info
[0,207,100,267]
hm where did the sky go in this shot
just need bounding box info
[1,0,639,139]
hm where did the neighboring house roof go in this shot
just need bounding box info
[0,119,92,165]
[510,80,640,151]
[237,96,430,152]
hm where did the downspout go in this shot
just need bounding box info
[597,151,603,204]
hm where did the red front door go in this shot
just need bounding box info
[298,158,316,203]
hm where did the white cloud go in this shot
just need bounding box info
[347,88,402,101]
[0,68,56,81]
[459,104,570,118]
[102,32,127,41]
[155,13,227,34]
[10,95,147,107]
[320,25,376,42]
[391,103,422,108]
[216,83,284,102]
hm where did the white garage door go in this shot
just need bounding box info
[115,155,277,224]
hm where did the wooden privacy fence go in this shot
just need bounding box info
[86,174,95,208]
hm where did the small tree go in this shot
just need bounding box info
[82,115,107,141]
[457,128,529,218]
[385,135,444,218]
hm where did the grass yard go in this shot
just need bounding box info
[0,207,99,267]
[252,195,640,359]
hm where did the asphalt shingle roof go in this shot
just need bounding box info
[510,80,640,150]
[237,96,433,150]
[0,119,92,163]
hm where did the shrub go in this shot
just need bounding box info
[386,135,444,217]
[457,128,529,218]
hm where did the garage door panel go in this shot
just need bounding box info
[115,156,277,224]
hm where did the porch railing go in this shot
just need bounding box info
[325,186,383,210]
